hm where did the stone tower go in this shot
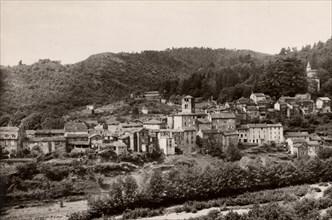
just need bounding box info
[306,61,320,92]
[181,95,195,113]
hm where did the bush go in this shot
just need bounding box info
[317,147,332,159]
[324,186,332,199]
[16,161,39,179]
[122,208,164,219]
[68,211,92,220]
[39,164,69,181]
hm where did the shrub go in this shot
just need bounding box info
[317,147,332,159]
[16,161,39,179]
[39,164,69,181]
[68,211,92,220]
[324,186,332,199]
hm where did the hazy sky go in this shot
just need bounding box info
[1,1,331,66]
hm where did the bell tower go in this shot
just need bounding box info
[182,95,195,113]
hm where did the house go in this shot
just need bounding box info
[158,135,175,156]
[286,138,307,155]
[250,93,269,103]
[309,133,323,143]
[307,141,321,157]
[246,106,260,120]
[292,143,309,159]
[101,140,128,156]
[64,121,90,151]
[0,127,24,152]
[89,133,103,149]
[25,136,66,154]
[196,119,212,130]
[207,112,236,131]
[142,106,149,114]
[181,127,197,153]
[122,127,151,153]
[86,105,94,110]
[197,129,224,146]
[66,133,90,151]
[143,119,163,130]
[237,123,283,144]
[316,97,331,113]
[297,99,315,115]
[144,91,161,101]
[222,130,239,148]
[235,97,253,110]
[285,132,310,141]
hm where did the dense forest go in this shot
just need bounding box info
[0,37,331,120]
[162,37,332,103]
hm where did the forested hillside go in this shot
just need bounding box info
[0,48,270,116]
[161,37,332,102]
[0,38,331,119]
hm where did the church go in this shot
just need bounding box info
[306,62,320,93]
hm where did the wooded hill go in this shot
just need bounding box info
[0,48,270,116]
[0,37,331,117]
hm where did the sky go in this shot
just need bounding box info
[0,1,331,66]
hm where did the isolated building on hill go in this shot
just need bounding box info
[0,126,25,152]
[237,123,283,144]
[306,62,320,93]
[316,97,331,113]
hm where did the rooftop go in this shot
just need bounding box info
[28,136,66,142]
[0,127,19,132]
[65,122,88,132]
[210,112,236,119]
[286,132,309,137]
[144,119,163,125]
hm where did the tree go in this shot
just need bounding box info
[9,111,26,126]
[260,57,307,99]
[224,145,242,162]
[0,115,11,126]
[41,117,64,129]
[146,170,165,203]
[21,113,43,130]
[132,107,139,115]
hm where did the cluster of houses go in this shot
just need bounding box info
[1,62,331,159]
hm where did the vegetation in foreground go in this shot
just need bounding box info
[67,157,332,219]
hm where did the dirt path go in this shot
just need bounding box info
[1,200,88,220]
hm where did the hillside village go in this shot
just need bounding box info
[1,62,332,161]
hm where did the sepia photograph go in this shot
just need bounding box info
[0,0,332,219]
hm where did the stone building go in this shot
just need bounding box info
[237,123,283,144]
[207,112,236,131]
[0,127,25,152]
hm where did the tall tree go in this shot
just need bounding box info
[260,56,307,99]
